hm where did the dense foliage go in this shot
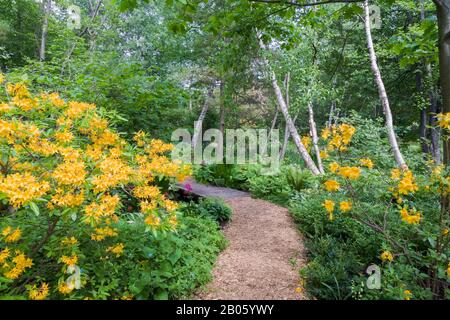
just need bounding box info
[194,114,450,300]
[1,0,450,301]
[0,78,226,299]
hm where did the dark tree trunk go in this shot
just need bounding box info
[435,0,450,163]
[428,64,442,164]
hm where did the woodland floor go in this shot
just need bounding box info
[184,178,307,300]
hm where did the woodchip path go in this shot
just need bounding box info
[182,178,307,300]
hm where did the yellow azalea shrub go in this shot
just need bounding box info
[318,120,450,299]
[0,80,191,299]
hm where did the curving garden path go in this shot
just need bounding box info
[183,178,307,300]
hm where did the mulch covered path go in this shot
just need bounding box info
[183,179,307,300]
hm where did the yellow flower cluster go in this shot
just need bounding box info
[338,166,361,180]
[49,188,85,208]
[436,113,450,130]
[134,185,160,199]
[91,226,118,241]
[29,283,49,300]
[340,201,352,212]
[329,162,339,173]
[6,83,40,112]
[360,158,374,169]
[400,207,421,225]
[54,130,74,144]
[323,199,335,221]
[107,243,124,257]
[380,251,394,262]
[301,135,312,151]
[146,139,174,156]
[320,150,329,159]
[323,124,356,152]
[1,250,33,279]
[324,180,340,192]
[91,157,133,193]
[60,254,78,267]
[322,199,353,221]
[84,194,120,224]
[2,227,21,243]
[41,92,65,108]
[61,237,78,247]
[145,214,161,226]
[0,80,192,295]
[0,172,50,207]
[0,248,10,266]
[403,290,412,300]
[133,130,146,147]
[393,170,419,195]
[58,282,74,295]
[52,158,87,186]
[66,101,96,119]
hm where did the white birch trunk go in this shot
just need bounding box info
[40,0,51,61]
[280,113,298,162]
[259,39,320,174]
[270,70,320,175]
[364,0,407,170]
[192,88,213,149]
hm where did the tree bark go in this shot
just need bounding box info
[434,0,450,163]
[269,73,289,142]
[39,0,51,61]
[424,62,441,165]
[279,113,298,162]
[419,2,441,163]
[219,80,225,135]
[192,88,213,149]
[259,39,319,174]
[416,70,430,155]
[270,107,279,132]
[328,100,335,128]
[364,0,407,170]
[270,70,320,174]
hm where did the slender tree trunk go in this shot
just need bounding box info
[259,39,320,174]
[279,74,294,162]
[280,111,298,162]
[364,0,407,169]
[219,81,225,135]
[270,69,320,174]
[39,0,51,61]
[434,0,450,163]
[192,87,213,149]
[308,102,324,173]
[416,70,430,155]
[327,101,335,128]
[270,107,279,132]
[421,0,441,163]
[433,0,450,300]
[425,61,441,164]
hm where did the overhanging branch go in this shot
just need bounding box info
[249,0,364,8]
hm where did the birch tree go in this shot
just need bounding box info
[192,87,214,149]
[39,0,51,61]
[259,40,321,175]
[363,0,408,170]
